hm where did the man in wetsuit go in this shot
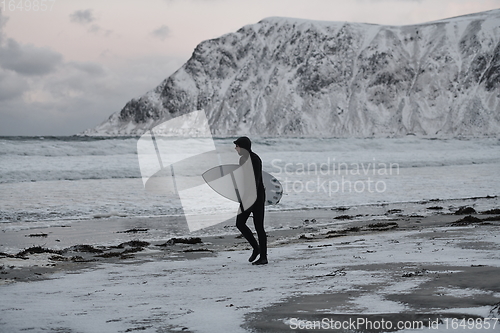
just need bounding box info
[233,136,267,265]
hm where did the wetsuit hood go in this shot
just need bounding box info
[233,136,252,151]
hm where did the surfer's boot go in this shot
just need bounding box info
[252,256,268,265]
[249,247,260,262]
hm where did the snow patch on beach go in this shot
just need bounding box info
[0,224,499,332]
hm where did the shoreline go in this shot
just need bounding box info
[1,195,498,246]
[1,196,499,284]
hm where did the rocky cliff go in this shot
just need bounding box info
[83,9,500,137]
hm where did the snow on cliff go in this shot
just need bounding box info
[82,9,500,137]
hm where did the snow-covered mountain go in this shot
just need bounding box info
[83,9,500,137]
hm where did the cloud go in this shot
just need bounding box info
[0,52,185,135]
[0,10,7,44]
[0,12,61,77]
[0,69,28,101]
[69,9,114,37]
[88,24,113,37]
[151,25,171,41]
[0,10,115,135]
[70,9,95,25]
[0,39,63,76]
[68,61,106,76]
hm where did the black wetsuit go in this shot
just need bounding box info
[235,149,267,260]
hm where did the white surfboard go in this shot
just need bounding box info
[202,164,283,206]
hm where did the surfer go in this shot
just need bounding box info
[234,136,268,265]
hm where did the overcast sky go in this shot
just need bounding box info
[0,0,499,136]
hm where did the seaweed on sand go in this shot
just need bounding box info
[367,222,399,230]
[65,245,104,254]
[16,246,63,258]
[156,237,203,246]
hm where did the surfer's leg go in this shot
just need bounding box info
[252,201,267,265]
[236,209,259,257]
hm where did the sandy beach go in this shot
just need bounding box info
[1,198,499,332]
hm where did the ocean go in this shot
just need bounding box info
[1,136,499,242]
